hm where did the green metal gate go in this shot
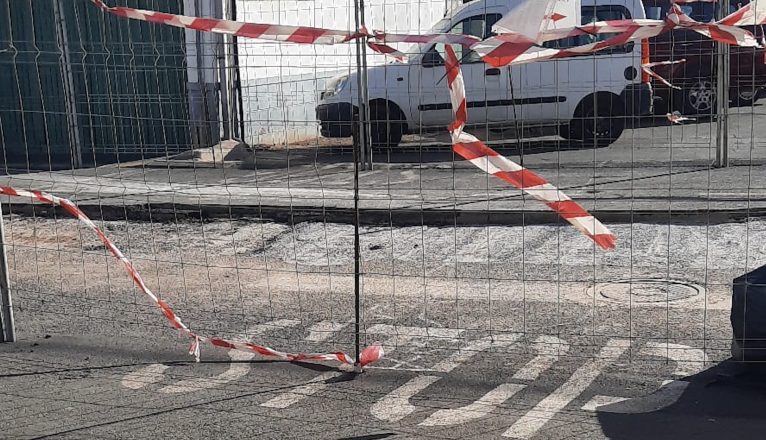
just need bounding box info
[0,0,191,171]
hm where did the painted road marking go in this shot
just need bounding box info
[305,321,351,342]
[120,319,300,392]
[160,319,301,393]
[373,334,568,426]
[642,342,709,377]
[419,383,526,426]
[261,323,460,409]
[371,376,442,422]
[259,321,352,408]
[581,342,707,414]
[261,371,342,408]
[512,335,570,381]
[582,379,688,413]
[431,333,523,373]
[366,324,464,370]
[502,339,631,439]
[120,363,171,390]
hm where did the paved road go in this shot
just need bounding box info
[1,111,766,225]
[2,216,766,439]
[2,324,764,440]
[2,112,766,438]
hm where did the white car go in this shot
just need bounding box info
[316,0,653,148]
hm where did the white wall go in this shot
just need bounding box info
[235,0,447,145]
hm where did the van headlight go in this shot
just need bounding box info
[323,76,348,99]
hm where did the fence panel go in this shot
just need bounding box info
[2,0,766,438]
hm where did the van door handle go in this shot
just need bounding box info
[486,68,501,76]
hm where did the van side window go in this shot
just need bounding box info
[424,13,502,66]
[542,5,634,55]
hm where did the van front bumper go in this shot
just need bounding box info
[316,102,356,138]
[620,83,653,117]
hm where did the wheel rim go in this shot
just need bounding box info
[738,89,757,101]
[688,79,715,112]
[584,108,614,139]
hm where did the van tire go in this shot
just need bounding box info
[731,337,745,362]
[568,94,625,147]
[731,87,760,107]
[369,101,405,149]
[676,70,716,115]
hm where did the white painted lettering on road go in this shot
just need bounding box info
[512,335,570,381]
[119,319,300,393]
[582,380,688,413]
[371,376,441,422]
[642,342,709,377]
[366,324,464,370]
[121,363,170,389]
[258,320,351,408]
[502,339,631,439]
[431,333,522,373]
[261,371,342,408]
[160,319,300,393]
[373,333,570,426]
[581,342,708,414]
[419,383,526,426]
[305,321,351,342]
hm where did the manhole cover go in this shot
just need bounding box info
[587,279,704,304]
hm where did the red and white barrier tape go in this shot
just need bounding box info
[88,0,362,44]
[642,59,686,90]
[667,111,696,124]
[0,187,383,367]
[442,46,617,250]
[86,0,765,68]
[78,0,766,246]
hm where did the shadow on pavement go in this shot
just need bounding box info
[628,114,714,129]
[244,139,601,169]
[597,360,766,440]
[241,114,719,169]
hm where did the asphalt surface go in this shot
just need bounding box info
[0,113,765,226]
[2,111,766,439]
[1,215,766,439]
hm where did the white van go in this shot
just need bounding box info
[316,0,653,148]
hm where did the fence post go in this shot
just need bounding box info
[53,0,83,169]
[215,0,231,142]
[353,0,372,171]
[227,0,246,141]
[715,0,730,168]
[0,205,15,343]
[185,0,222,150]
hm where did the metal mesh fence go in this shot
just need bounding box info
[2,0,766,438]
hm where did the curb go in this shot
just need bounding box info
[3,201,764,227]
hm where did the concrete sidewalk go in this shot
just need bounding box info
[0,143,765,226]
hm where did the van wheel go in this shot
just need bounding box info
[731,87,760,107]
[569,94,625,147]
[731,337,745,362]
[677,76,716,115]
[369,102,404,149]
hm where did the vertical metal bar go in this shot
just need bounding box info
[230,0,246,140]
[352,0,365,371]
[353,0,370,171]
[53,0,83,169]
[0,205,15,343]
[352,93,362,372]
[193,0,209,148]
[215,0,231,141]
[358,0,372,170]
[715,0,730,168]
